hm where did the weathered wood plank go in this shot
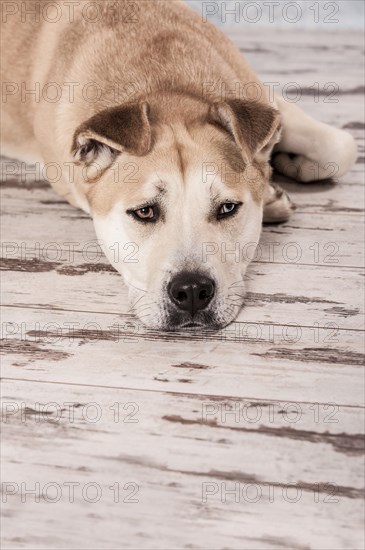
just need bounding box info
[2,306,364,406]
[1,379,364,550]
[230,28,364,96]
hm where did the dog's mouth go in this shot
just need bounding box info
[180,321,204,329]
[134,304,236,332]
[157,303,232,331]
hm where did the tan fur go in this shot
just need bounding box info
[1,0,357,329]
[0,0,274,200]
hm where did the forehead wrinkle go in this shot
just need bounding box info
[144,128,187,189]
[169,125,186,182]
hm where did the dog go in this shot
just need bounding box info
[1,0,357,330]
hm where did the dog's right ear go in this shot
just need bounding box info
[71,102,151,177]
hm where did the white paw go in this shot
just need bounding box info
[263,183,296,223]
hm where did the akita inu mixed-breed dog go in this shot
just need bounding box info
[1,0,357,330]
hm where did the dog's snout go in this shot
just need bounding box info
[168,272,215,316]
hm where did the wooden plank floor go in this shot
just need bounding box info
[1,28,364,550]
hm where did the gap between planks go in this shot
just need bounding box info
[2,377,365,410]
[2,303,364,333]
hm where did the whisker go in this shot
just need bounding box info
[128,293,148,312]
[136,301,159,313]
[123,278,147,293]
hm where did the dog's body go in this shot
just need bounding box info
[1,0,357,329]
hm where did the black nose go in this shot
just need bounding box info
[168,272,215,316]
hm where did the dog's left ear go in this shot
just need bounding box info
[71,102,151,176]
[209,99,281,163]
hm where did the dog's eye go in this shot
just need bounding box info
[136,207,154,219]
[217,202,241,219]
[130,205,158,222]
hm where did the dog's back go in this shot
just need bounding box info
[1,0,268,126]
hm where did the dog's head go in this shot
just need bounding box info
[71,94,280,330]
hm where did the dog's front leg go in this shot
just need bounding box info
[273,96,358,182]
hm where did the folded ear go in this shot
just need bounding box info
[209,99,281,163]
[71,102,151,176]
